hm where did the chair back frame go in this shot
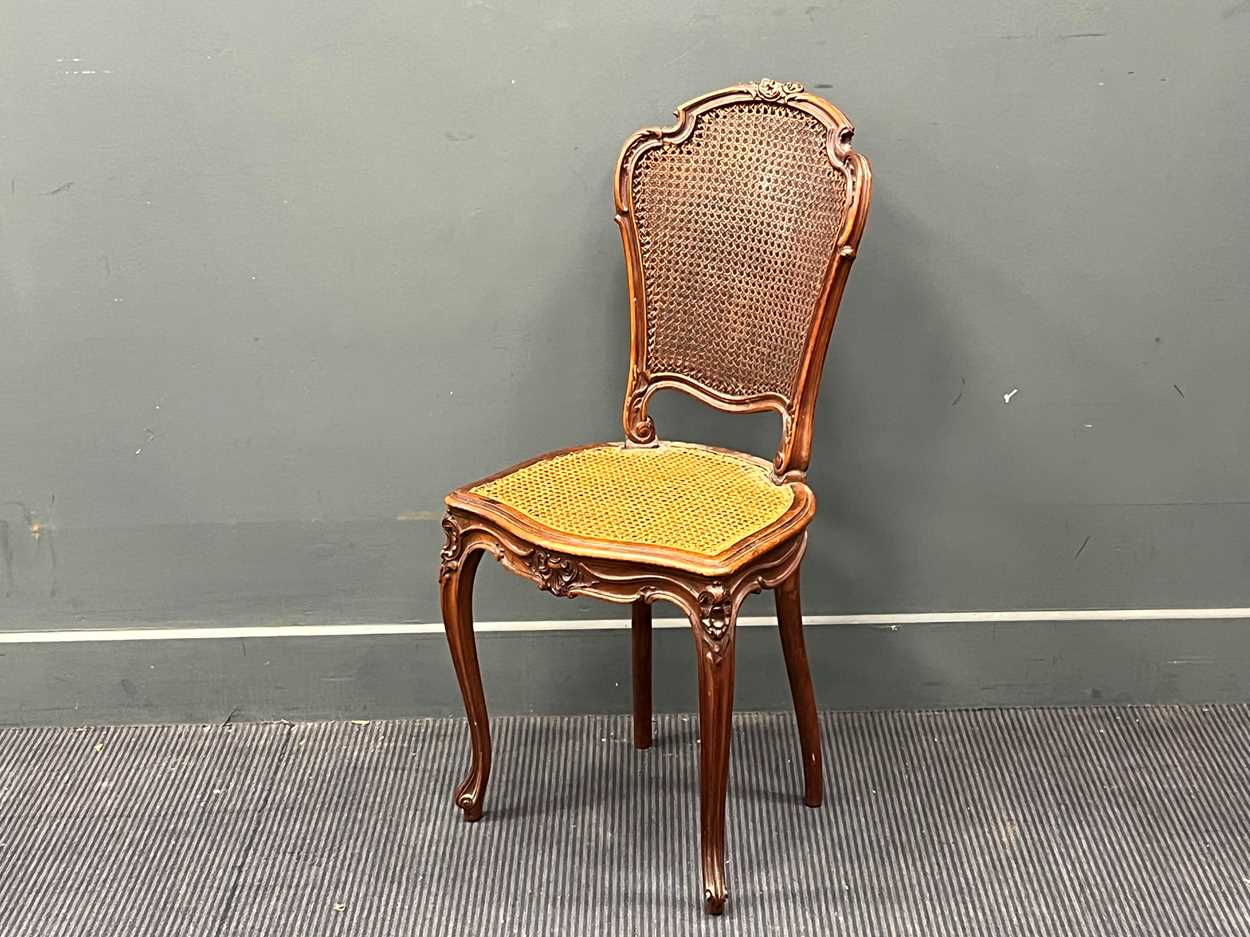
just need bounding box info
[614,79,872,481]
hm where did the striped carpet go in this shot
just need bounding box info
[1,706,1248,935]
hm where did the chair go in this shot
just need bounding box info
[438,78,872,915]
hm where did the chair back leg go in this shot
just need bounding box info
[774,565,823,807]
[631,600,653,749]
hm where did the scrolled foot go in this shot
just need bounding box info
[454,776,485,822]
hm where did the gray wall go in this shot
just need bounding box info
[2,4,1249,653]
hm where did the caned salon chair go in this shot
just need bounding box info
[438,78,872,914]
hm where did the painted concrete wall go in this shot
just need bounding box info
[8,614,1250,726]
[2,2,1249,641]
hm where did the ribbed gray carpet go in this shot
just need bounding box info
[1,706,1249,935]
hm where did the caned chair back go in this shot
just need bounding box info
[615,79,871,479]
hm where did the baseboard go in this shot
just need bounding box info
[2,609,1249,726]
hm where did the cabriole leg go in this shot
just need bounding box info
[775,565,823,807]
[690,601,737,915]
[441,549,490,821]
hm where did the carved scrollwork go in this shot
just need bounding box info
[439,512,464,582]
[441,504,807,660]
[529,548,584,598]
[752,78,805,102]
[625,385,656,445]
[774,411,797,475]
[832,123,855,159]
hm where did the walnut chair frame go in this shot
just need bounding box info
[439,79,871,915]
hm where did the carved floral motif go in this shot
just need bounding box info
[752,78,805,102]
[696,582,733,643]
[529,548,584,597]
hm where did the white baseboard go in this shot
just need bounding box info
[4,606,1249,644]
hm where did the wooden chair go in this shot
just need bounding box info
[438,79,872,915]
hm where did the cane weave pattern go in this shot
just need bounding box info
[470,442,795,557]
[631,101,850,401]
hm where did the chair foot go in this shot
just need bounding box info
[454,776,486,822]
[704,887,728,916]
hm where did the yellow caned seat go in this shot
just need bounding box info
[449,442,814,574]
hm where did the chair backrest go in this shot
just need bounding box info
[614,79,871,481]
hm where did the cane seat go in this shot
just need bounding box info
[447,442,815,575]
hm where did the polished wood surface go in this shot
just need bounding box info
[439,79,872,914]
[439,548,489,822]
[692,607,736,914]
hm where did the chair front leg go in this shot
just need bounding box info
[690,596,737,915]
[440,548,491,822]
[774,564,823,807]
[631,599,653,749]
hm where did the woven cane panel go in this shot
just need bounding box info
[632,102,849,400]
[470,443,794,557]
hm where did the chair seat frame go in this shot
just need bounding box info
[438,78,871,916]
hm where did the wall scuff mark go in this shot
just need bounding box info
[0,520,12,596]
[0,497,57,596]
